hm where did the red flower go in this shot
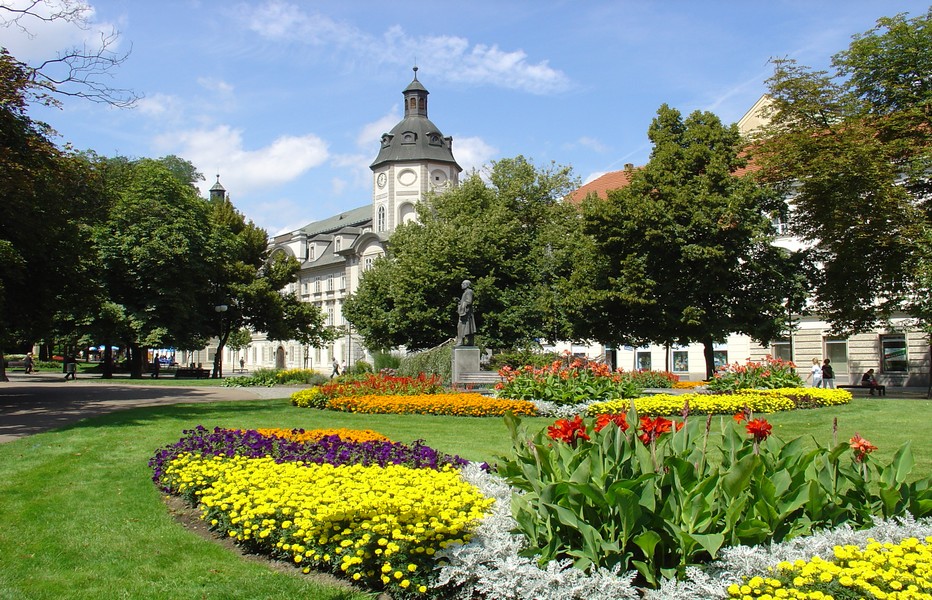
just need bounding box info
[638,416,673,445]
[733,412,746,423]
[745,418,773,442]
[594,413,629,433]
[850,433,878,463]
[547,415,590,445]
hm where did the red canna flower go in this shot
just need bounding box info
[733,412,746,423]
[638,416,673,445]
[594,413,629,433]
[547,415,590,446]
[745,418,773,442]
[850,433,878,463]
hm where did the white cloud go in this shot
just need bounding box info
[196,77,234,95]
[450,136,498,174]
[135,92,179,116]
[572,136,610,153]
[236,1,571,95]
[153,124,329,195]
[357,108,400,149]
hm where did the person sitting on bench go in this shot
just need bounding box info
[860,369,886,396]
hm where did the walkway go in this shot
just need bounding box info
[0,372,301,444]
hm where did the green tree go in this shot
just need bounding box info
[344,156,583,351]
[753,9,931,335]
[574,105,799,378]
[94,159,214,376]
[0,49,102,380]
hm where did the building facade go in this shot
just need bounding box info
[224,68,462,373]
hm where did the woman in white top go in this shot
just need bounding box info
[806,357,823,388]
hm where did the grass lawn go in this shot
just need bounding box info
[0,395,929,599]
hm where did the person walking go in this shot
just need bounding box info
[150,355,161,378]
[821,358,835,389]
[23,352,34,374]
[64,355,77,380]
[805,357,823,388]
[331,358,340,378]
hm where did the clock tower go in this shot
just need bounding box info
[370,68,461,235]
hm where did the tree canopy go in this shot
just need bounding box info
[753,9,932,334]
[343,156,584,351]
[574,105,800,378]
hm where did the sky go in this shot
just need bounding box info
[3,0,929,236]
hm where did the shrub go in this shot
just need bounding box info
[488,348,561,371]
[707,356,803,392]
[350,360,373,374]
[290,387,327,408]
[623,369,679,388]
[397,342,454,385]
[372,351,402,372]
[497,409,932,588]
[222,367,280,387]
[496,359,642,405]
[275,368,328,385]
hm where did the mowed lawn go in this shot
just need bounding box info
[0,395,929,599]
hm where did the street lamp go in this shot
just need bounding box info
[214,304,228,378]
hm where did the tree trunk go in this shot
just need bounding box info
[129,343,143,378]
[103,344,113,379]
[0,349,8,383]
[702,337,716,381]
[212,328,230,379]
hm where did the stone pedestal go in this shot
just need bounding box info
[452,346,480,383]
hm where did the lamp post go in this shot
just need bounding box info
[214,304,228,378]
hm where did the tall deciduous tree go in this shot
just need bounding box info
[344,156,583,351]
[574,105,799,378]
[0,49,101,380]
[753,10,931,336]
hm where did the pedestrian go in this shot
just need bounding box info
[331,357,340,378]
[64,355,77,380]
[805,357,822,388]
[239,357,245,372]
[341,360,347,375]
[821,358,835,389]
[24,352,34,374]
[150,354,161,378]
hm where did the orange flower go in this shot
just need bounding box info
[745,418,773,442]
[850,433,878,463]
[638,416,673,445]
[547,415,590,445]
[594,413,629,433]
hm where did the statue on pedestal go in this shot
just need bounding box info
[456,279,476,346]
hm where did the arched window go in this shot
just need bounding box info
[377,205,386,232]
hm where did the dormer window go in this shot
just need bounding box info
[381,134,393,148]
[402,131,416,144]
[428,133,442,146]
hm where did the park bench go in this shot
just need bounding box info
[174,368,211,379]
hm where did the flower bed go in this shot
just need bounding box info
[324,393,537,417]
[321,373,444,398]
[247,427,392,443]
[152,427,491,597]
[728,537,932,599]
[589,388,852,416]
[495,360,648,405]
[497,409,932,589]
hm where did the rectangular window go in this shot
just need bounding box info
[340,274,346,290]
[713,351,728,370]
[327,274,333,291]
[314,278,320,293]
[771,339,792,362]
[824,337,848,375]
[881,334,908,372]
[636,351,651,371]
[672,351,688,372]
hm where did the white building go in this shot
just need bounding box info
[226,68,461,373]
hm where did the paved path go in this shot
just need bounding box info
[0,372,302,444]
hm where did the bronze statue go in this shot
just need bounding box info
[457,279,476,346]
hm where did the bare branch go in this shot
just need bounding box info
[0,0,139,107]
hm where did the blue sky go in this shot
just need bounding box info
[4,0,928,235]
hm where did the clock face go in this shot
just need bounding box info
[376,172,387,188]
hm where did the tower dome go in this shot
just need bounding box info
[370,68,461,170]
